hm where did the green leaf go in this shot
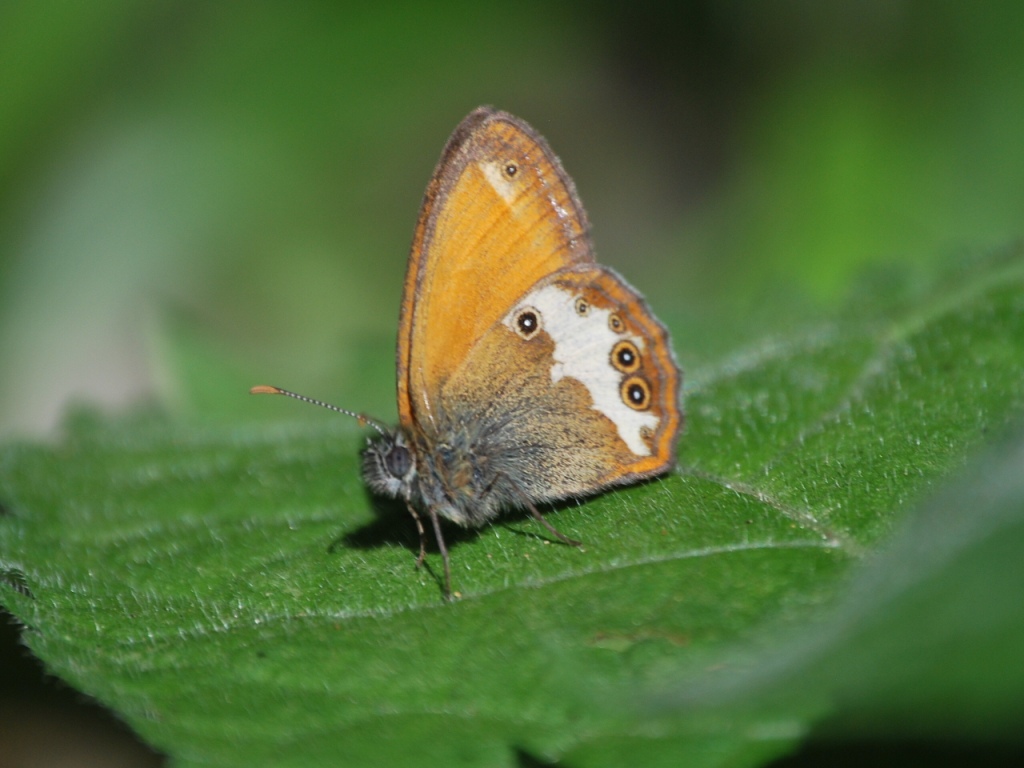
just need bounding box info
[651,424,1024,747]
[1,250,1023,766]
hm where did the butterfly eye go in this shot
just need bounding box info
[621,376,652,411]
[513,307,541,339]
[608,313,625,333]
[385,443,413,480]
[611,340,641,373]
[574,297,590,316]
[503,162,519,179]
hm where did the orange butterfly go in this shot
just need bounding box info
[254,107,683,598]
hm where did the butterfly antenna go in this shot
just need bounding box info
[249,385,389,436]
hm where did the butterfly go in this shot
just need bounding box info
[253,107,683,598]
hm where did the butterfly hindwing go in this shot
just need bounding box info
[437,265,680,502]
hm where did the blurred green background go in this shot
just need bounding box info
[1,1,1023,764]
[2,0,1022,438]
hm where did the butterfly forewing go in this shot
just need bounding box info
[397,108,594,432]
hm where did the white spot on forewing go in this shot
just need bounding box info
[480,161,516,203]
[503,284,658,455]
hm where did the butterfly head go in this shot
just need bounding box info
[362,429,418,500]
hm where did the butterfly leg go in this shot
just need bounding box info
[526,501,582,547]
[426,506,453,599]
[503,476,582,547]
[404,500,428,568]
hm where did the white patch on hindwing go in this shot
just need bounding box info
[502,283,658,456]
